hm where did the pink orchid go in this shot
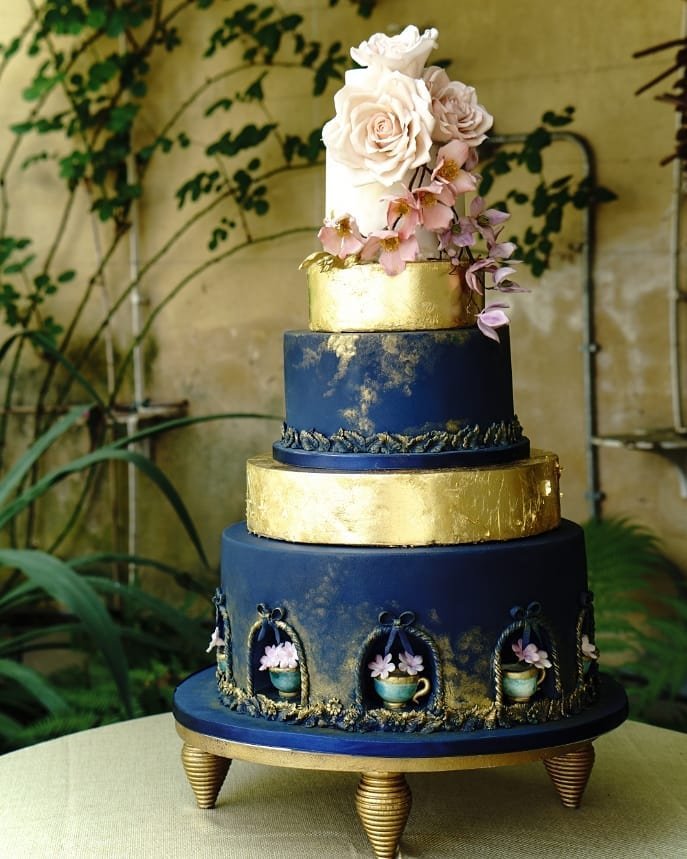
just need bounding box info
[318,214,366,259]
[437,218,478,257]
[361,229,419,275]
[398,651,424,676]
[488,240,517,261]
[581,634,599,660]
[368,653,395,679]
[205,626,225,653]
[413,182,456,231]
[385,187,421,238]
[466,196,511,245]
[431,139,478,197]
[477,302,510,342]
[511,637,552,670]
[466,255,522,295]
[259,644,282,671]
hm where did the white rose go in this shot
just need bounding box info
[423,66,493,145]
[322,67,435,186]
[350,25,438,78]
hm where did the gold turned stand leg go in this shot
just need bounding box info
[181,743,231,809]
[543,742,595,808]
[355,771,411,859]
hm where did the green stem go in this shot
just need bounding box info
[57,159,320,406]
[111,225,316,398]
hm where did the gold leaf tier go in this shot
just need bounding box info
[307,260,483,332]
[246,451,561,546]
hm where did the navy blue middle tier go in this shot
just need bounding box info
[274,326,529,470]
[217,519,591,730]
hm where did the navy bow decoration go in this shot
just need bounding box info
[379,610,416,656]
[509,601,542,647]
[256,603,285,643]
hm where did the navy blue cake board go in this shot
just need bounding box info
[174,666,628,762]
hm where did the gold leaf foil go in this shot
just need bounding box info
[246,451,561,546]
[307,260,483,332]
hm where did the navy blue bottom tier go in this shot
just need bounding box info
[174,666,627,758]
[212,520,604,734]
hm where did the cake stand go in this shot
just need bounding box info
[173,666,628,859]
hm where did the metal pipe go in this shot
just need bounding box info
[489,131,600,518]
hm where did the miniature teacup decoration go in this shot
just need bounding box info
[373,674,431,709]
[502,662,546,703]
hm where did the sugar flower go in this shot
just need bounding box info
[322,66,435,186]
[318,214,365,258]
[463,196,511,245]
[423,66,493,145]
[398,651,424,676]
[361,228,419,275]
[259,644,282,671]
[350,25,438,77]
[512,638,552,670]
[368,653,396,679]
[278,641,299,669]
[477,303,510,342]
[581,634,599,660]
[431,139,478,197]
[385,187,421,237]
[413,183,455,231]
[205,626,225,653]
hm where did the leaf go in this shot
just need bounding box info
[205,97,233,117]
[0,549,131,714]
[0,658,69,714]
[84,578,207,643]
[0,404,89,508]
[206,123,277,158]
[29,332,106,407]
[0,448,209,569]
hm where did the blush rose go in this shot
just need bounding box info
[322,67,435,186]
[422,66,493,145]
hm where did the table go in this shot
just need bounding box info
[0,713,685,858]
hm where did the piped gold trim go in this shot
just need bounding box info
[307,260,482,332]
[246,451,561,546]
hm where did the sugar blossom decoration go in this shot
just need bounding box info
[581,634,599,660]
[512,638,552,670]
[259,641,299,670]
[350,25,438,77]
[398,651,424,676]
[368,653,395,679]
[316,26,523,338]
[205,626,225,653]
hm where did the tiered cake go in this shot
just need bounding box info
[208,26,600,733]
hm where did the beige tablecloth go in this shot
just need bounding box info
[0,715,685,858]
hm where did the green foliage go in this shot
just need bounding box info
[584,517,687,730]
[480,107,617,277]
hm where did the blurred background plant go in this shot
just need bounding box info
[0,0,371,751]
[584,517,687,731]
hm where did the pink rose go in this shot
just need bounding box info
[423,66,493,145]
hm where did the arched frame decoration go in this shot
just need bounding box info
[246,603,310,706]
[575,590,599,686]
[213,589,233,684]
[491,605,562,712]
[354,611,445,715]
